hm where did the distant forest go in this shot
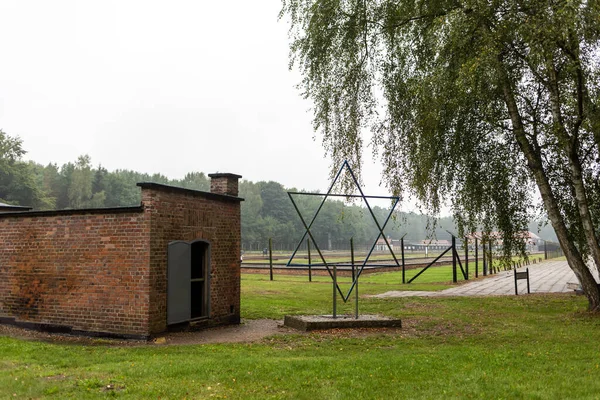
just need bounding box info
[0,131,558,250]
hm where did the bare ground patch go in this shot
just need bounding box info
[0,320,292,347]
[0,313,485,347]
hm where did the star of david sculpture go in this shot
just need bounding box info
[286,160,401,319]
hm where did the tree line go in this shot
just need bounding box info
[0,130,556,250]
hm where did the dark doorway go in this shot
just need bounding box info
[167,240,211,325]
[190,241,209,319]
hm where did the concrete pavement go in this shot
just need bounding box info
[372,260,589,298]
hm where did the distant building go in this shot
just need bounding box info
[375,231,543,253]
[376,238,453,252]
[413,239,451,250]
[522,231,542,252]
[375,237,394,251]
[466,231,543,253]
[397,240,452,251]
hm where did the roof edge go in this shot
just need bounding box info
[136,182,244,202]
[0,205,144,219]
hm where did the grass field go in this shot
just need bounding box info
[241,267,456,318]
[242,258,517,297]
[1,264,598,399]
[242,250,454,264]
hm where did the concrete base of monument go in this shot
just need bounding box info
[283,314,402,331]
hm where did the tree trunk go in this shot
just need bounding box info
[544,52,600,278]
[567,145,600,276]
[498,62,600,310]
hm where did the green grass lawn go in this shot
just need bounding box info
[241,267,456,318]
[1,266,598,399]
[242,258,513,300]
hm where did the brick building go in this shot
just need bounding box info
[0,173,242,339]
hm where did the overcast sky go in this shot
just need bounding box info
[0,0,395,200]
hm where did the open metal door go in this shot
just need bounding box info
[167,241,191,325]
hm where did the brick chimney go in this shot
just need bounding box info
[208,173,242,197]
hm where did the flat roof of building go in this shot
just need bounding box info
[0,202,32,212]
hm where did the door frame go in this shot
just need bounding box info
[166,239,211,325]
[190,239,211,320]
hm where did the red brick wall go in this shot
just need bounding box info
[0,209,150,337]
[0,182,242,338]
[140,184,242,333]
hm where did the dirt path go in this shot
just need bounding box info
[0,319,293,347]
[155,319,294,345]
[0,318,410,346]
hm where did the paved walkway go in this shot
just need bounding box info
[372,260,587,298]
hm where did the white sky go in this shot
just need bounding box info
[0,0,391,198]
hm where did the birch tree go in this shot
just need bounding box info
[281,0,600,309]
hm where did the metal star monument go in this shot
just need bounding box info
[286,160,402,310]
